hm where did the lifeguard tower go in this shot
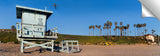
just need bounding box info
[16,5,58,53]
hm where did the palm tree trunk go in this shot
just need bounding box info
[104,29,106,36]
[110,29,111,36]
[99,29,100,36]
[115,30,116,36]
[135,27,136,36]
[93,29,94,36]
[121,29,122,36]
[127,29,128,36]
[89,29,90,36]
[107,29,109,36]
[118,29,119,36]
[137,28,139,36]
[145,27,146,35]
[125,29,126,36]
[100,29,102,36]
[128,29,129,36]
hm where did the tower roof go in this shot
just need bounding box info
[16,5,53,19]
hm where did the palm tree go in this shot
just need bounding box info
[115,22,118,36]
[141,24,144,36]
[124,26,127,36]
[134,24,137,36]
[152,29,156,35]
[137,24,140,36]
[120,26,124,36]
[107,21,110,36]
[11,25,16,29]
[119,22,123,36]
[92,25,95,36]
[11,25,16,32]
[103,27,106,35]
[95,25,98,35]
[103,23,107,35]
[96,25,101,35]
[126,24,130,36]
[99,25,102,35]
[144,29,147,35]
[109,22,112,36]
[114,28,116,36]
[139,24,144,36]
[116,26,119,36]
[143,23,146,35]
[107,26,110,36]
[89,26,92,36]
[100,29,102,35]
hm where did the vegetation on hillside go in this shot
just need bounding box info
[0,32,149,45]
[0,32,18,44]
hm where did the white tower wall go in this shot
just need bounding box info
[22,12,47,37]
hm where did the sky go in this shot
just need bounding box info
[0,0,160,36]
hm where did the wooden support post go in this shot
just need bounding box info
[71,42,73,50]
[51,40,54,52]
[61,42,63,51]
[66,42,69,53]
[21,39,24,53]
[77,41,80,51]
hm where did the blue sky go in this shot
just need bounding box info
[0,0,160,36]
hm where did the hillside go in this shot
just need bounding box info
[57,34,147,45]
[0,32,147,45]
[0,32,18,43]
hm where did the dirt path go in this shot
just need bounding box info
[0,43,160,56]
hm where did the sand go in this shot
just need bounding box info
[0,43,160,56]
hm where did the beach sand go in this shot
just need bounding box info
[0,43,160,56]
